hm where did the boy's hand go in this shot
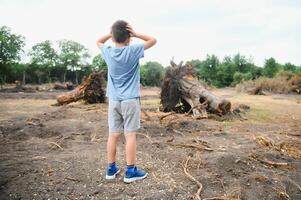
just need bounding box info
[126,24,156,50]
[126,25,137,37]
[126,24,157,50]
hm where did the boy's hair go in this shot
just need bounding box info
[111,20,130,43]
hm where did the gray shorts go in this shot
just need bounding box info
[108,98,140,134]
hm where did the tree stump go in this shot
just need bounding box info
[160,61,231,118]
[56,72,106,105]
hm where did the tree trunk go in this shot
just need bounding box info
[53,82,74,90]
[160,61,231,118]
[75,71,79,85]
[0,76,3,89]
[62,72,66,83]
[56,72,105,105]
[22,70,26,85]
[48,71,51,83]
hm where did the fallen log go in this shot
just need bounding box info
[53,82,74,90]
[0,81,38,93]
[56,72,105,105]
[160,61,231,118]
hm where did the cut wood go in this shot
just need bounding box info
[56,72,105,105]
[161,61,231,118]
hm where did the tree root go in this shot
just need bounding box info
[182,156,203,200]
[185,100,208,116]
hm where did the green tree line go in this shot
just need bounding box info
[1,26,300,88]
[190,54,300,88]
[0,26,107,87]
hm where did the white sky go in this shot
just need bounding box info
[1,0,300,66]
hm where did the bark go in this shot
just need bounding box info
[56,72,105,105]
[161,61,231,118]
[48,71,51,83]
[22,70,26,85]
[75,71,79,85]
[0,76,3,89]
[63,73,66,83]
[53,82,74,90]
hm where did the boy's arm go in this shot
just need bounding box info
[96,34,111,48]
[127,25,156,50]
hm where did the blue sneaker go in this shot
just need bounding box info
[105,162,120,180]
[124,166,148,183]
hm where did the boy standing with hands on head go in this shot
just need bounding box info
[96,20,156,183]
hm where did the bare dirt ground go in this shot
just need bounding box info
[0,87,300,200]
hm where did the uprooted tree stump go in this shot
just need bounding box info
[56,72,105,105]
[160,61,231,119]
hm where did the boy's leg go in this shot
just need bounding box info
[107,99,123,164]
[107,133,120,164]
[106,133,121,180]
[124,132,136,165]
[122,98,147,183]
[106,100,123,179]
[124,131,147,183]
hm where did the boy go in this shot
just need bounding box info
[96,20,157,183]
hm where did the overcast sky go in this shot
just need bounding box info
[1,0,300,66]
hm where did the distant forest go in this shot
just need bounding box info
[1,26,300,88]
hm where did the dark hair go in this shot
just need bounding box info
[111,20,130,43]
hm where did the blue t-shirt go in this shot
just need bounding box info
[100,43,144,101]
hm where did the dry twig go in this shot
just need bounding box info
[48,142,63,150]
[142,110,151,121]
[203,197,239,200]
[172,129,185,137]
[65,176,81,182]
[159,112,176,122]
[137,132,160,146]
[257,158,288,167]
[182,156,203,200]
[169,143,214,152]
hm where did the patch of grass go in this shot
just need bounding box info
[246,108,272,121]
[141,99,160,106]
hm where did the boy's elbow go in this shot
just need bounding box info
[152,38,157,45]
[144,37,157,50]
[96,41,103,48]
